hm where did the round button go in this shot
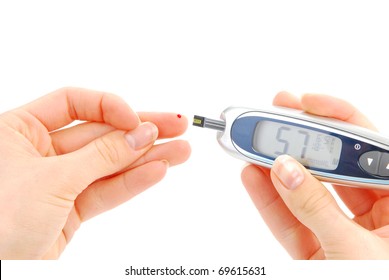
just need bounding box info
[378,153,389,177]
[359,151,381,175]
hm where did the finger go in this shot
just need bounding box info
[273,92,380,219]
[51,122,115,155]
[241,164,322,259]
[58,122,158,195]
[354,196,389,230]
[51,121,190,168]
[332,185,379,218]
[270,155,360,249]
[129,140,191,169]
[301,93,377,130]
[51,113,189,155]
[22,87,140,132]
[93,140,190,184]
[300,93,381,215]
[138,112,188,138]
[272,91,303,110]
[75,160,168,221]
[373,224,389,238]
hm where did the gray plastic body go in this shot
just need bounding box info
[215,106,389,190]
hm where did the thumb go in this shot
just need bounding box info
[59,122,158,194]
[270,155,357,246]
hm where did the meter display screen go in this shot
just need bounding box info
[253,120,342,170]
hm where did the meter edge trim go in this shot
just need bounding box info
[216,107,389,190]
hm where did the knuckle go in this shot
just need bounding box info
[295,187,332,220]
[94,136,122,167]
[90,186,106,215]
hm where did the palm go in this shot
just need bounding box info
[304,185,389,259]
[0,112,82,258]
[0,88,190,259]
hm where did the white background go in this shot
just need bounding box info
[2,0,389,279]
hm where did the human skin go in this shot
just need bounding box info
[0,87,191,259]
[241,92,389,259]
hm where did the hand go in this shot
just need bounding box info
[241,91,389,259]
[0,87,191,259]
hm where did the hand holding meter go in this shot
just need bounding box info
[193,106,389,190]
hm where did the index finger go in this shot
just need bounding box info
[21,87,140,132]
[301,93,377,131]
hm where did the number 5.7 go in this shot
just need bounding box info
[275,126,310,159]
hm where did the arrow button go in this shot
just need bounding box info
[378,153,389,177]
[359,151,381,175]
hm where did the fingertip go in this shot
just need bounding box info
[138,112,189,138]
[241,164,260,186]
[115,110,189,139]
[101,93,140,131]
[300,93,377,130]
[147,160,169,186]
[174,113,189,134]
[271,155,305,190]
[124,122,159,150]
[241,164,281,212]
[273,91,303,110]
[179,140,192,163]
[241,165,261,198]
[269,155,357,244]
[158,160,170,178]
[301,93,353,119]
[241,164,271,193]
[169,140,192,166]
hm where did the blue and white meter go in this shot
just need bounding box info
[193,107,389,189]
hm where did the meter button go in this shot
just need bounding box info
[378,153,389,177]
[359,151,381,175]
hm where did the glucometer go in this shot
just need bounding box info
[193,106,389,189]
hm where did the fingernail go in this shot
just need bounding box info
[125,122,158,150]
[273,155,305,190]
